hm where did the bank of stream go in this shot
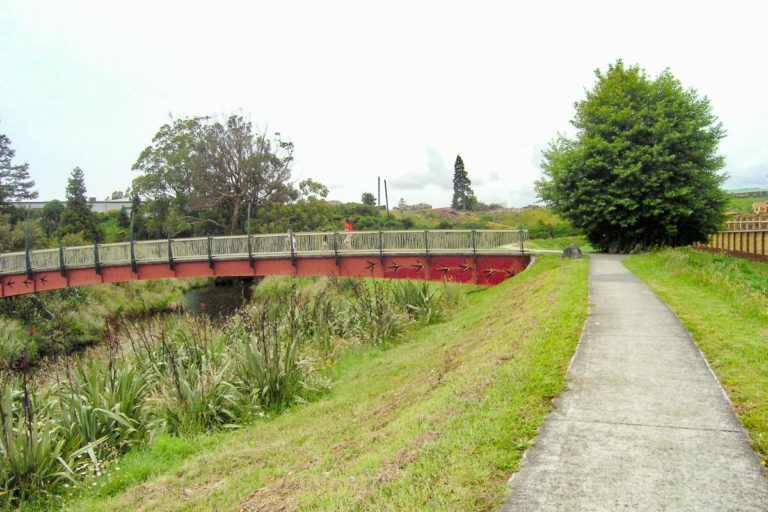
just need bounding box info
[182,277,256,319]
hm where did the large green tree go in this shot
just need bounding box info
[0,131,37,207]
[451,155,476,210]
[536,61,727,252]
[133,115,295,234]
[59,167,99,241]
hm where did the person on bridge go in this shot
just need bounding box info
[344,219,353,250]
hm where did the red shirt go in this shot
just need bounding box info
[345,222,353,232]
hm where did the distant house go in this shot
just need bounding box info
[12,199,132,213]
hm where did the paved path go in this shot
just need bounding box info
[503,254,768,511]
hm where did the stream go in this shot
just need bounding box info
[182,278,256,319]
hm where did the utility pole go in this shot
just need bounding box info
[384,179,390,214]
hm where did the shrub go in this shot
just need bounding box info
[392,280,444,324]
[345,280,405,344]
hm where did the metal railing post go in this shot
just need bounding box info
[207,235,214,270]
[246,203,254,269]
[247,234,254,269]
[378,229,384,264]
[333,231,340,267]
[289,231,297,267]
[24,206,33,281]
[59,242,67,277]
[519,226,525,253]
[424,229,429,257]
[130,234,138,275]
[168,237,175,271]
[94,241,101,275]
[129,208,138,273]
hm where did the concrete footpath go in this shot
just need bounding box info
[503,254,768,511]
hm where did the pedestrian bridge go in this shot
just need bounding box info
[0,229,533,297]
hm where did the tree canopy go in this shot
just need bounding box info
[536,60,727,252]
[361,192,376,206]
[133,115,295,235]
[0,131,37,207]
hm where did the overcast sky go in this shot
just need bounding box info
[1,1,767,207]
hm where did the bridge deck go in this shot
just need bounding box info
[0,230,535,297]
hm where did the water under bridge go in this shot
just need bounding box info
[0,229,536,298]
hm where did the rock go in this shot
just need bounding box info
[562,243,583,259]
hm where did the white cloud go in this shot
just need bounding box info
[1,0,767,208]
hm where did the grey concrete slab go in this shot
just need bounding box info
[503,254,768,511]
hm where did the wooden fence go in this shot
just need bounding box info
[700,216,768,261]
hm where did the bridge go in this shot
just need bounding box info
[0,229,533,298]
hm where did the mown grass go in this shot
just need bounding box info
[66,256,588,511]
[727,195,764,215]
[624,248,768,460]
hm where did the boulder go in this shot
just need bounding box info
[562,243,583,259]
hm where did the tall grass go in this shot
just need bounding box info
[345,279,405,344]
[0,276,467,506]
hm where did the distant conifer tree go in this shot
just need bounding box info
[59,167,100,241]
[451,155,475,210]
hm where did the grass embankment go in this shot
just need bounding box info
[525,236,592,252]
[625,249,768,460]
[0,278,207,365]
[72,256,588,511]
[727,195,764,215]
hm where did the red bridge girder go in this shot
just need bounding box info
[0,254,531,298]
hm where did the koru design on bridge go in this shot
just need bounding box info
[0,229,532,297]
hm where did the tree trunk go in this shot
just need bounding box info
[231,197,241,235]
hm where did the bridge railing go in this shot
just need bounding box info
[0,229,528,275]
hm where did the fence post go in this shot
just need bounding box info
[424,229,429,257]
[519,225,525,253]
[289,231,297,267]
